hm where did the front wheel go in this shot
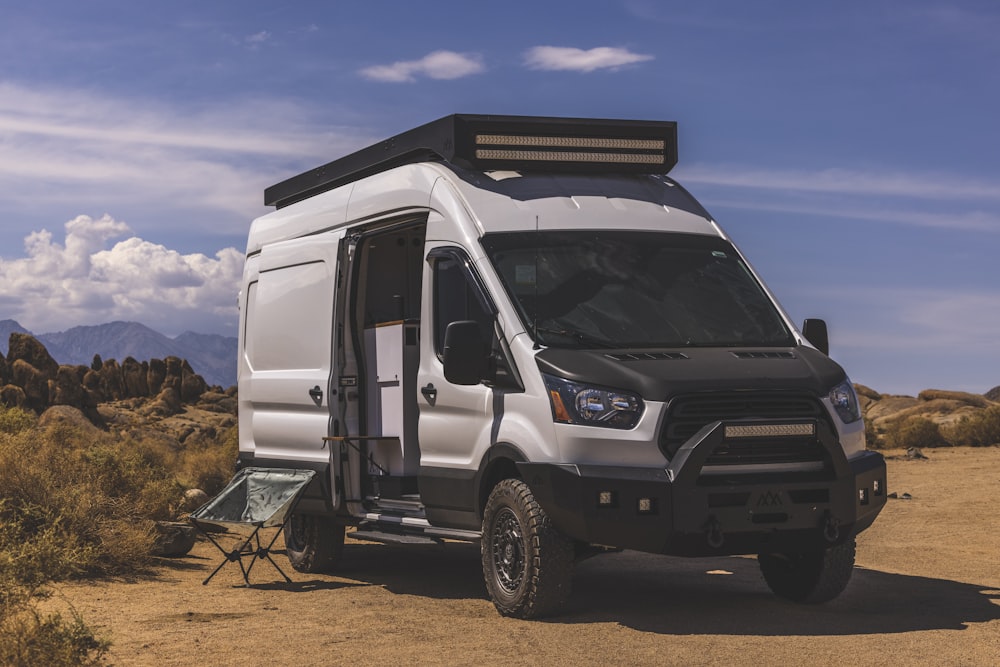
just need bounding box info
[283,513,345,573]
[758,538,856,603]
[481,478,575,619]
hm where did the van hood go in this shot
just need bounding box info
[534,345,846,401]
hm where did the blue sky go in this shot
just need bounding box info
[0,0,997,395]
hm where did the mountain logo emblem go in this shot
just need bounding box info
[756,490,783,507]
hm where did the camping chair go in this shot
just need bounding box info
[189,467,316,586]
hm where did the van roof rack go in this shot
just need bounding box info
[264,114,678,208]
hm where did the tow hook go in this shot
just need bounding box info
[822,512,840,543]
[705,516,725,549]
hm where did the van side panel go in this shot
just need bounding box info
[239,232,344,469]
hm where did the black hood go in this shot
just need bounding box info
[534,345,846,401]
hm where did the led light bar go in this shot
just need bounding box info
[475,149,666,165]
[266,114,679,208]
[475,134,666,150]
[471,125,671,169]
[724,423,816,439]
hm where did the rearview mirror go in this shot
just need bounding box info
[802,318,829,356]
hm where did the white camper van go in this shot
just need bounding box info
[238,114,886,618]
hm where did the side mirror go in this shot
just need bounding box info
[802,318,829,356]
[443,320,488,385]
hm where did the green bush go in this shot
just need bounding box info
[882,416,949,449]
[945,406,1000,447]
[0,404,36,434]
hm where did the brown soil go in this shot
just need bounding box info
[45,448,1000,666]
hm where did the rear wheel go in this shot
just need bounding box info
[283,513,345,573]
[481,478,574,619]
[758,538,856,603]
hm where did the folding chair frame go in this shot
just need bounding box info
[191,516,294,586]
[188,467,316,587]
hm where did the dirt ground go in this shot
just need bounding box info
[45,448,1000,666]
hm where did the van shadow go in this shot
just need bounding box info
[329,542,1000,636]
[560,551,1000,635]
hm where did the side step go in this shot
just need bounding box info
[350,529,440,545]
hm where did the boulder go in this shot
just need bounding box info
[181,488,210,512]
[10,358,52,412]
[152,521,198,557]
[82,368,105,404]
[147,357,167,395]
[122,356,149,397]
[50,365,88,406]
[0,384,27,409]
[7,333,59,375]
[147,386,183,416]
[38,404,103,434]
[180,359,207,402]
[99,358,125,401]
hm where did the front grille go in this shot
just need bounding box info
[660,392,830,464]
[703,438,827,466]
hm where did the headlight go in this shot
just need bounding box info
[543,374,643,429]
[829,379,861,423]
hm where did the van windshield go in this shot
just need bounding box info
[482,230,794,349]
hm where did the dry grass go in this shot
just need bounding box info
[0,402,236,665]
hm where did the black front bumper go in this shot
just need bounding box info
[517,420,886,556]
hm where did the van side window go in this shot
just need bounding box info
[432,255,493,360]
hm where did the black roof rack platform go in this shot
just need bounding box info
[265,114,678,208]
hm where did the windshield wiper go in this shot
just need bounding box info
[534,327,618,349]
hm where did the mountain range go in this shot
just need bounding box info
[0,320,237,388]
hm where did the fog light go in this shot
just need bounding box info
[858,488,869,506]
[598,491,616,507]
[637,497,656,514]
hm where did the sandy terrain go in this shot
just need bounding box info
[44,448,1000,666]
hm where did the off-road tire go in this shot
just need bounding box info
[283,513,345,573]
[758,538,856,603]
[481,478,575,619]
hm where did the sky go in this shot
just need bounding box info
[0,0,997,396]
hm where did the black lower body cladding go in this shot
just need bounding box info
[517,422,886,557]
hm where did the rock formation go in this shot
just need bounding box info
[1,333,211,426]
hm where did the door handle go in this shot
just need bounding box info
[309,386,324,403]
[421,383,437,400]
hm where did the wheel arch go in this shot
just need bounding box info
[476,442,528,519]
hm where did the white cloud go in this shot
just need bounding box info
[678,164,1000,203]
[677,163,1000,233]
[0,215,241,335]
[702,196,1000,233]
[0,82,370,231]
[245,31,271,48]
[359,50,485,83]
[523,46,654,72]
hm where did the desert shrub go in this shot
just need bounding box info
[0,404,36,434]
[0,501,109,665]
[178,425,238,496]
[945,406,1000,447]
[0,423,183,578]
[882,416,949,449]
[863,416,883,449]
[0,606,108,666]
